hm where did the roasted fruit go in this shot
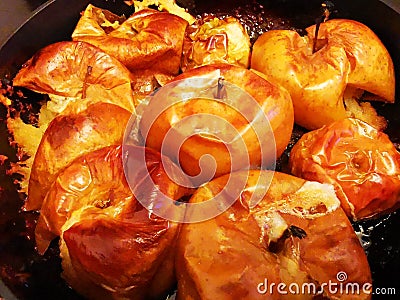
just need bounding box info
[181,16,251,71]
[72,5,188,76]
[13,40,136,114]
[176,170,372,299]
[289,118,400,220]
[25,102,132,211]
[251,19,395,130]
[140,63,294,185]
[36,145,191,299]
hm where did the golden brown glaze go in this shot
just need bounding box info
[37,145,191,299]
[25,102,132,211]
[181,16,251,71]
[251,19,395,130]
[34,145,132,253]
[13,41,136,113]
[140,63,294,184]
[72,5,188,75]
[289,118,400,220]
[176,170,372,299]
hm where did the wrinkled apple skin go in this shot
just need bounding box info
[13,41,136,113]
[72,5,188,75]
[289,118,400,220]
[35,144,192,299]
[25,103,131,211]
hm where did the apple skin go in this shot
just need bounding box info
[72,5,188,75]
[251,19,395,130]
[34,145,132,254]
[306,19,394,101]
[181,16,251,71]
[176,170,372,300]
[13,41,136,113]
[61,211,179,300]
[36,144,191,299]
[289,118,400,221]
[24,102,132,211]
[140,63,294,185]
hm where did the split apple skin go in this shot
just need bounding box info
[289,118,400,221]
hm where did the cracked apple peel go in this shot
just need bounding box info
[289,118,400,220]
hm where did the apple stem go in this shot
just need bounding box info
[312,1,335,53]
[215,77,226,99]
[268,225,307,253]
[288,225,307,239]
[82,65,92,99]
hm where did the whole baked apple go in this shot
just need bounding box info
[37,145,191,299]
[176,170,372,299]
[24,102,132,211]
[181,15,251,71]
[251,19,395,130]
[13,41,136,114]
[72,5,188,76]
[139,63,294,186]
[289,118,400,220]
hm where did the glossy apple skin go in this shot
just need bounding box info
[251,19,395,130]
[13,40,136,112]
[61,205,178,300]
[289,118,400,221]
[176,170,371,300]
[34,145,131,254]
[306,19,394,101]
[25,102,132,211]
[36,144,191,299]
[181,16,251,71]
[140,63,294,185]
[72,5,188,75]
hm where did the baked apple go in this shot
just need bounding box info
[12,41,136,114]
[36,145,191,299]
[181,16,251,71]
[251,19,395,130]
[139,63,294,186]
[176,170,372,299]
[72,4,188,76]
[25,102,132,211]
[289,118,400,220]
